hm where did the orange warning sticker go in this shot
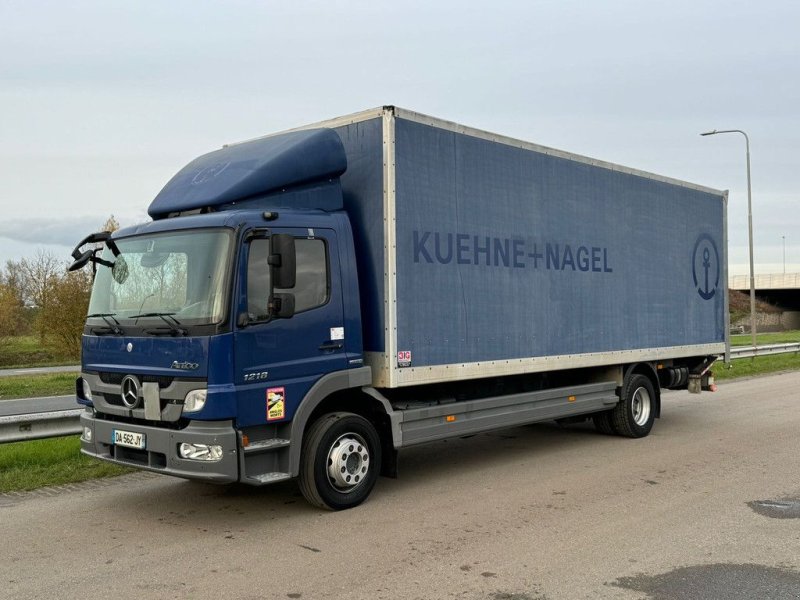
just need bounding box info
[267,387,286,421]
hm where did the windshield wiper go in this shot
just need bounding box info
[87,312,124,335]
[130,312,187,336]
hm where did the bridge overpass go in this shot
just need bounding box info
[729,273,800,311]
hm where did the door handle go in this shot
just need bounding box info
[319,341,344,351]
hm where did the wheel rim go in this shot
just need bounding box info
[326,433,370,492]
[631,386,652,426]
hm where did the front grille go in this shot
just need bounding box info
[103,393,125,406]
[98,372,175,389]
[100,392,180,413]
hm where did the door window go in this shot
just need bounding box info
[247,238,329,320]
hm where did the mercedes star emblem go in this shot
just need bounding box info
[120,374,140,408]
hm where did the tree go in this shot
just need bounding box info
[41,269,92,359]
[1,263,30,343]
[13,250,62,342]
[38,216,121,357]
[3,260,25,299]
[3,217,121,355]
[0,279,25,353]
[101,214,120,233]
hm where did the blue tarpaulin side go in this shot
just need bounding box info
[393,118,725,367]
[148,129,347,219]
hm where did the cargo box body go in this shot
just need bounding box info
[301,108,728,388]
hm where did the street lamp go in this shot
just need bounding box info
[700,129,756,349]
[783,236,786,274]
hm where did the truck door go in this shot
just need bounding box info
[234,228,347,427]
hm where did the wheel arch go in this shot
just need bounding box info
[288,367,395,477]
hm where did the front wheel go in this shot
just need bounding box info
[611,373,657,438]
[299,412,382,510]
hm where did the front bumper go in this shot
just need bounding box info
[80,409,239,483]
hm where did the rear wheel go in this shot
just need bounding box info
[299,412,382,510]
[611,373,657,438]
[592,411,616,435]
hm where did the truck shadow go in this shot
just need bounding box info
[175,420,601,501]
[111,417,685,522]
[391,420,603,483]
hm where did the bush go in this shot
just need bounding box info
[0,281,26,358]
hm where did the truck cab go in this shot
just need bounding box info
[75,128,380,507]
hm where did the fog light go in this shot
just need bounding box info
[83,426,92,442]
[81,378,93,402]
[183,389,207,413]
[178,442,222,461]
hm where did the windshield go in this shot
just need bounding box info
[87,229,232,326]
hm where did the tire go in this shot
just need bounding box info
[592,411,616,435]
[298,412,382,510]
[611,373,657,438]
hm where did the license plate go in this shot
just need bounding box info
[113,429,146,450]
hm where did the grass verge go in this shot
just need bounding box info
[0,335,75,368]
[0,435,133,493]
[0,372,77,401]
[730,330,800,346]
[715,352,800,381]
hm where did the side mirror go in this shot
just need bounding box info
[268,234,296,289]
[68,231,120,272]
[68,249,95,272]
[270,293,295,319]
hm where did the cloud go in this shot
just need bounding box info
[0,216,121,247]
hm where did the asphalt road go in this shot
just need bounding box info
[0,363,78,423]
[1,371,799,600]
[0,395,75,417]
[0,365,78,377]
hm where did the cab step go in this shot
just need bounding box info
[245,472,292,485]
[243,438,290,453]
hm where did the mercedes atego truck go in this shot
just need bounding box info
[71,106,727,509]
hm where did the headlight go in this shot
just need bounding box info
[81,378,93,402]
[82,426,93,442]
[183,389,207,413]
[178,443,223,461]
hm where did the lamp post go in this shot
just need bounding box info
[700,129,756,349]
[783,236,786,274]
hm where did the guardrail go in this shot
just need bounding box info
[0,409,83,444]
[729,342,800,360]
[1,344,798,444]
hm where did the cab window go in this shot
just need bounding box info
[247,238,328,320]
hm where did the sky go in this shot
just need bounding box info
[1,0,798,277]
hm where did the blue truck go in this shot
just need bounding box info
[70,106,727,510]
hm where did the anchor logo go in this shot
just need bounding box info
[692,234,720,300]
